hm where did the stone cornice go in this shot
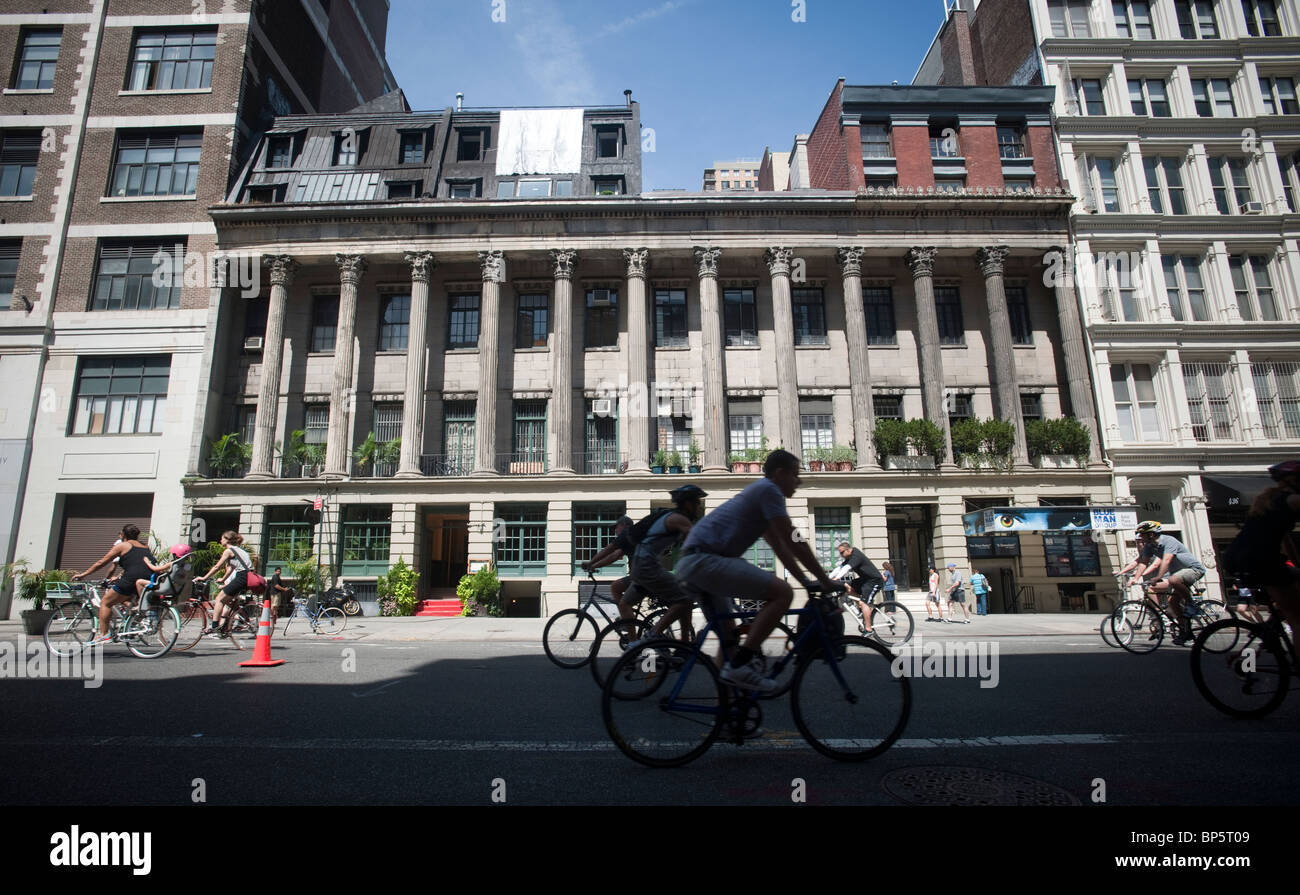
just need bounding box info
[1041,36,1300,61]
[1090,321,1300,341]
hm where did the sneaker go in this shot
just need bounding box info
[857,623,867,634]
[87,633,112,646]
[964,619,971,624]
[720,658,779,694]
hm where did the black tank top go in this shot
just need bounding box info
[119,544,155,582]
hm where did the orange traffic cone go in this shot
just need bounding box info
[239,598,285,667]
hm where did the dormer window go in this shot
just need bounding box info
[456,129,486,162]
[334,132,358,166]
[595,125,623,159]
[930,125,960,158]
[267,136,293,169]
[399,132,425,164]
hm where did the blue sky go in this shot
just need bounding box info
[384,0,949,190]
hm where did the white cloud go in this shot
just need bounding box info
[512,0,598,103]
[598,0,692,36]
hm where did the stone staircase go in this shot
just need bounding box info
[415,587,463,617]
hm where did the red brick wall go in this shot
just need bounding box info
[961,125,1004,189]
[757,149,775,191]
[893,126,934,189]
[1026,126,1061,189]
[970,0,1040,87]
[841,122,864,189]
[806,80,849,190]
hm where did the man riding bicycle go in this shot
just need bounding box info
[1222,460,1300,646]
[622,485,706,648]
[675,450,842,693]
[830,541,886,642]
[1117,520,1207,645]
[580,515,640,625]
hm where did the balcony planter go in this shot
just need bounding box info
[666,451,683,474]
[651,465,665,474]
[828,445,856,471]
[688,465,701,474]
[807,460,825,471]
[885,455,936,470]
[746,461,762,473]
[1034,454,1081,469]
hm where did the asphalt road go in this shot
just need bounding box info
[2,631,1298,806]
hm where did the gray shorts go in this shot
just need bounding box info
[629,558,688,605]
[675,552,777,621]
[1171,568,1205,588]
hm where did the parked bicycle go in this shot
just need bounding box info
[1109,574,1229,654]
[44,580,180,659]
[281,593,347,636]
[1191,576,1297,718]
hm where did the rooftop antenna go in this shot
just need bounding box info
[455,92,464,111]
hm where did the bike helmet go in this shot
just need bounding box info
[1268,460,1300,483]
[669,484,708,504]
[169,543,192,559]
[1134,520,1162,535]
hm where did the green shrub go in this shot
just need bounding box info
[907,418,947,460]
[949,418,985,459]
[207,432,252,475]
[287,556,325,596]
[456,563,502,617]
[376,557,420,617]
[829,444,856,465]
[1025,417,1091,459]
[873,418,909,458]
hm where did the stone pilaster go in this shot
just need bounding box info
[1047,245,1104,463]
[398,252,435,477]
[904,246,952,464]
[624,248,651,472]
[549,249,577,475]
[765,247,802,457]
[248,255,297,478]
[695,247,728,472]
[474,251,504,475]
[325,253,366,475]
[976,246,1028,464]
[838,246,875,468]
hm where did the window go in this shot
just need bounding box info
[1183,362,1238,441]
[800,399,833,456]
[728,400,764,455]
[246,184,285,204]
[865,176,897,189]
[0,131,40,196]
[1229,255,1278,320]
[516,293,548,348]
[997,126,1026,159]
[861,124,893,158]
[512,401,547,463]
[303,405,329,445]
[71,355,170,435]
[595,126,622,159]
[1143,156,1187,214]
[864,286,896,345]
[266,136,294,169]
[443,401,476,474]
[930,126,960,158]
[573,504,625,572]
[1162,254,1210,321]
[873,395,903,420]
[447,180,480,198]
[387,180,421,199]
[1083,155,1121,212]
[724,288,758,347]
[310,294,339,352]
[266,509,312,564]
[1098,249,1145,321]
[1005,177,1035,192]
[1175,0,1220,37]
[456,129,485,162]
[1006,285,1033,344]
[1208,156,1254,213]
[110,131,201,197]
[1251,361,1300,439]
[15,29,60,90]
[496,181,514,198]
[1259,77,1298,114]
[657,408,692,454]
[243,295,268,341]
[1111,363,1161,441]
[1242,0,1282,35]
[592,176,624,196]
[814,508,852,570]
[494,505,547,575]
[1113,0,1154,37]
[1283,151,1300,212]
[448,294,480,349]
[1128,79,1170,116]
[584,403,619,474]
[1020,392,1043,421]
[127,30,215,91]
[378,293,410,351]
[934,176,966,192]
[331,131,359,166]
[1048,0,1093,36]
[0,241,17,307]
[1191,78,1236,116]
[399,132,425,164]
[1071,79,1106,115]
[515,179,550,198]
[743,540,776,571]
[934,286,964,344]
[341,505,391,574]
[655,288,687,347]
[92,240,183,311]
[585,288,619,348]
[235,405,256,446]
[793,288,826,346]
[554,180,573,197]
[948,393,973,431]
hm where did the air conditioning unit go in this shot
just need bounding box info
[589,288,612,306]
[243,336,264,352]
[1239,201,1264,214]
[591,398,612,416]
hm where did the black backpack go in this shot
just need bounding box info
[627,508,674,546]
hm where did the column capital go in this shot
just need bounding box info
[405,251,436,283]
[478,250,505,283]
[335,253,368,286]
[623,247,650,279]
[976,246,1011,279]
[265,255,298,287]
[905,246,938,279]
[694,246,722,279]
[764,246,796,277]
[549,248,578,280]
[837,246,866,277]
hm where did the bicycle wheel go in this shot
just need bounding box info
[1099,610,1123,648]
[1191,618,1290,718]
[868,602,915,646]
[44,603,96,657]
[1186,599,1229,638]
[1111,600,1164,654]
[790,635,911,762]
[173,602,207,651]
[642,607,695,643]
[125,606,180,659]
[602,640,725,768]
[313,606,347,635]
[342,598,361,616]
[590,619,646,690]
[542,608,600,668]
[698,620,799,699]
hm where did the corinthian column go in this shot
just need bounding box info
[397,252,435,478]
[474,250,504,475]
[624,248,651,472]
[976,246,1028,464]
[1047,245,1103,463]
[549,249,577,475]
[248,255,297,478]
[905,246,952,464]
[838,246,875,468]
[765,247,802,456]
[695,247,727,472]
[326,254,366,475]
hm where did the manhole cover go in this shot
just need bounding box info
[882,766,1080,806]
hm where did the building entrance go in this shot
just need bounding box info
[886,504,934,590]
[423,510,469,593]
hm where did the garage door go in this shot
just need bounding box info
[56,494,153,573]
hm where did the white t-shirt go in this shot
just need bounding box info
[225,545,252,586]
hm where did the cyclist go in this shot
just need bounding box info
[72,524,174,645]
[580,515,640,625]
[675,450,842,693]
[193,530,254,635]
[624,485,707,648]
[1117,520,1206,645]
[831,541,887,642]
[1222,460,1300,643]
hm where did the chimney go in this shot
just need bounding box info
[624,89,633,108]
[455,92,464,111]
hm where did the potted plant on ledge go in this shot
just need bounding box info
[666,450,683,474]
[6,562,69,635]
[806,447,828,472]
[651,449,667,474]
[828,444,856,471]
[207,432,251,478]
[688,439,702,474]
[352,431,380,475]
[728,451,748,473]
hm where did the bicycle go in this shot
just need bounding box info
[1109,574,1229,654]
[175,583,262,651]
[1191,579,1297,718]
[544,574,664,669]
[839,582,915,646]
[44,580,181,659]
[281,593,347,636]
[601,583,911,767]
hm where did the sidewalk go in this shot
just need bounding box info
[0,612,1107,643]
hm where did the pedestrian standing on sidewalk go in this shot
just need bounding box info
[926,565,942,622]
[881,561,897,604]
[970,568,990,616]
[945,562,971,623]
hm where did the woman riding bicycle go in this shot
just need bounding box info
[72,524,174,645]
[1222,460,1300,644]
[193,530,254,635]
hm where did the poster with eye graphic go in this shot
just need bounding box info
[962,507,1138,536]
